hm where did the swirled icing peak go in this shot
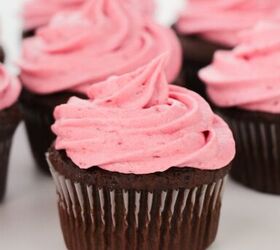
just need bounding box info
[20,0,181,95]
[199,21,280,113]
[52,55,235,174]
[23,0,155,30]
[176,0,280,46]
[0,64,22,111]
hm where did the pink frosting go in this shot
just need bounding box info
[23,0,154,30]
[23,0,87,30]
[20,0,181,95]
[0,64,22,111]
[127,0,155,17]
[199,22,280,113]
[52,56,235,174]
[176,0,280,46]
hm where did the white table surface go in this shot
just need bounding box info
[0,1,280,249]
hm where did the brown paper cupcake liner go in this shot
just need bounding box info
[219,108,280,194]
[48,156,228,250]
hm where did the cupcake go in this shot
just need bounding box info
[22,0,155,38]
[47,55,235,250]
[199,21,280,194]
[19,0,182,173]
[175,0,280,97]
[0,29,4,63]
[0,46,4,63]
[0,64,22,201]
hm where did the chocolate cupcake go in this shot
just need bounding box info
[175,0,280,98]
[0,45,4,63]
[19,0,182,174]
[47,56,235,250]
[199,22,280,194]
[0,64,22,201]
[22,0,155,38]
[0,27,4,63]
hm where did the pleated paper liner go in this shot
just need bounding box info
[19,89,85,174]
[217,107,280,195]
[47,149,230,250]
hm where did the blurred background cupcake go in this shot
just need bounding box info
[0,45,4,63]
[22,0,155,38]
[0,64,21,201]
[19,0,182,174]
[0,27,5,62]
[199,21,280,194]
[175,0,280,97]
[47,56,235,250]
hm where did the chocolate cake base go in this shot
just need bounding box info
[0,104,21,201]
[175,31,231,98]
[19,89,85,174]
[217,107,280,195]
[48,147,230,250]
[0,46,5,63]
[22,29,36,39]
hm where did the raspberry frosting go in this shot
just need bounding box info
[176,0,280,46]
[0,64,21,111]
[52,56,235,174]
[23,0,155,30]
[20,0,181,95]
[199,22,280,113]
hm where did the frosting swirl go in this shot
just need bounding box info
[0,64,22,110]
[23,0,154,30]
[23,0,87,30]
[52,55,235,174]
[176,0,280,46]
[127,0,155,17]
[20,0,181,95]
[199,21,280,113]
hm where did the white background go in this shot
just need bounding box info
[0,0,280,249]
